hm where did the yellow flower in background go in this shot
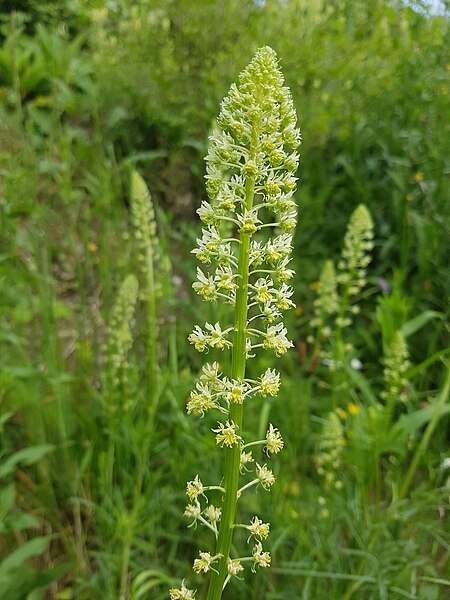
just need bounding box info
[348,402,360,416]
[405,193,413,202]
[414,172,424,183]
[87,241,98,252]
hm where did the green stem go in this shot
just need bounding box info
[399,363,449,500]
[331,271,353,409]
[206,174,255,600]
[146,245,158,407]
[117,249,160,594]
[119,533,132,600]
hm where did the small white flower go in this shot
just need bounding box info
[259,368,281,397]
[193,551,215,574]
[186,382,216,416]
[238,208,262,234]
[283,122,302,147]
[265,234,293,265]
[240,450,254,470]
[247,516,270,540]
[217,186,237,211]
[245,336,255,359]
[350,358,363,370]
[265,179,282,197]
[227,558,244,577]
[253,277,275,304]
[186,475,204,502]
[196,201,217,224]
[212,420,242,448]
[225,378,249,404]
[184,502,201,523]
[274,283,295,310]
[241,161,258,178]
[191,226,222,263]
[280,209,297,231]
[261,304,281,324]
[284,151,300,172]
[263,323,293,356]
[200,362,225,392]
[216,242,235,267]
[205,322,232,350]
[265,241,284,264]
[256,463,276,489]
[276,256,295,282]
[192,268,217,301]
[188,325,208,352]
[169,580,196,600]
[215,265,237,291]
[252,542,271,570]
[265,424,284,454]
[201,361,221,379]
[249,240,265,266]
[203,505,221,524]
[277,193,296,213]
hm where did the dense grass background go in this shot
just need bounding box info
[0,1,449,598]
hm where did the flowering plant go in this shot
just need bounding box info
[171,46,300,600]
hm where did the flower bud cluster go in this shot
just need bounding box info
[189,45,300,348]
[169,581,196,600]
[336,204,374,315]
[175,47,300,596]
[308,205,374,366]
[106,274,139,389]
[381,331,410,406]
[310,260,339,336]
[315,410,346,492]
[130,171,159,285]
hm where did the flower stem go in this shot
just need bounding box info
[206,173,255,600]
[399,363,450,500]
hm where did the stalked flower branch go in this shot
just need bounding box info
[170,46,300,600]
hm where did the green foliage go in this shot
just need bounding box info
[0,416,64,599]
[0,1,448,598]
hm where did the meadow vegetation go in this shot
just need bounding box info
[0,1,449,599]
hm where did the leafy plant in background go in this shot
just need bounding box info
[94,171,174,598]
[0,413,64,599]
[171,46,300,600]
[303,203,450,598]
[308,203,374,404]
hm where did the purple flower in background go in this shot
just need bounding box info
[377,278,391,294]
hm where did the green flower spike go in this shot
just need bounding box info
[176,46,300,599]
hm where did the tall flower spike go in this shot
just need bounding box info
[381,331,411,412]
[311,260,339,334]
[315,410,345,492]
[130,170,158,280]
[337,204,374,307]
[129,170,160,393]
[308,260,339,361]
[106,274,139,391]
[177,47,300,600]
